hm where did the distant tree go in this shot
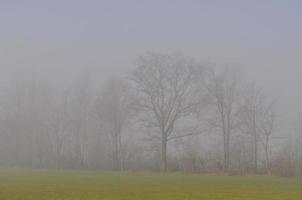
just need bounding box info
[239,84,263,172]
[239,83,277,173]
[258,99,276,174]
[131,52,205,172]
[292,114,302,175]
[203,66,242,173]
[70,72,91,167]
[95,78,132,171]
[48,88,72,169]
[0,74,55,168]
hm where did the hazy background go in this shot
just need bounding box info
[1,0,302,136]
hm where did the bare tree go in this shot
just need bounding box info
[48,88,71,169]
[239,83,277,173]
[258,100,276,174]
[239,84,264,172]
[203,66,242,173]
[131,52,205,172]
[70,72,91,167]
[95,78,132,171]
[295,114,302,174]
[0,74,55,168]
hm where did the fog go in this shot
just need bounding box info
[0,1,301,175]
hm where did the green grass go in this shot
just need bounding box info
[0,170,301,200]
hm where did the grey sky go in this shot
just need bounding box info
[0,0,302,129]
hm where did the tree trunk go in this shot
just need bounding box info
[253,130,258,173]
[253,110,258,173]
[226,132,230,172]
[222,118,230,173]
[114,132,119,171]
[223,132,228,172]
[160,133,167,172]
[264,136,270,174]
[118,132,124,171]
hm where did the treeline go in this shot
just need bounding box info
[0,52,301,177]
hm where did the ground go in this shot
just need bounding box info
[0,169,301,200]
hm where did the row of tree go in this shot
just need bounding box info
[0,52,301,176]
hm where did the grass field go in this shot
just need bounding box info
[0,170,301,200]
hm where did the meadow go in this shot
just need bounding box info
[0,170,301,200]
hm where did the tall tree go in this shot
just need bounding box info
[239,83,277,173]
[203,66,241,172]
[70,72,91,167]
[95,78,132,171]
[239,84,263,172]
[131,52,205,172]
[258,98,276,174]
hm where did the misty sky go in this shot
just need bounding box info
[1,0,302,132]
